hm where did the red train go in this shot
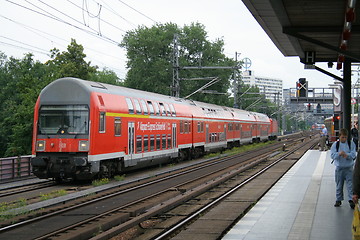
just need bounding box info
[31,77,278,181]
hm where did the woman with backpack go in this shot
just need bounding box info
[330,128,356,208]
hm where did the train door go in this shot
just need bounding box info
[172,123,177,149]
[240,124,242,140]
[206,124,209,143]
[191,117,194,147]
[128,122,135,165]
[258,124,261,138]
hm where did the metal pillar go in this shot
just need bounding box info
[343,58,352,136]
[233,52,240,108]
[172,34,180,97]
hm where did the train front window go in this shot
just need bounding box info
[38,105,89,135]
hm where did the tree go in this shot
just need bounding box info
[120,22,236,106]
[0,53,51,156]
[88,68,122,85]
[0,40,118,157]
[46,39,97,79]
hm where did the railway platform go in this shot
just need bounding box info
[222,150,354,240]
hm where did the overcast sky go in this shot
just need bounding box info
[1,0,349,89]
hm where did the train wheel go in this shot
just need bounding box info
[54,177,63,184]
[191,147,204,159]
[177,149,190,162]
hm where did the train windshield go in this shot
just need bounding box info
[38,105,89,135]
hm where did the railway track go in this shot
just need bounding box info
[0,132,313,240]
[0,180,56,199]
[151,135,318,240]
[104,134,318,240]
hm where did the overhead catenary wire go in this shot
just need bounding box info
[35,0,105,36]
[245,97,264,110]
[97,0,137,28]
[0,41,49,56]
[66,0,127,33]
[0,14,66,45]
[184,77,220,99]
[0,14,126,64]
[2,0,159,79]
[5,0,121,45]
[0,36,49,54]
[82,0,102,35]
[116,0,157,23]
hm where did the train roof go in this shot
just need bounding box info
[39,77,270,122]
[40,77,200,106]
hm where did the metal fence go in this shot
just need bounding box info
[0,155,32,181]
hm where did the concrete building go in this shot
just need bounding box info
[242,70,283,103]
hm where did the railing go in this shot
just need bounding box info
[0,155,32,181]
[289,87,334,103]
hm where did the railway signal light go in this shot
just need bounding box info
[297,78,307,97]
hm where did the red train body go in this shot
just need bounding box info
[31,78,278,181]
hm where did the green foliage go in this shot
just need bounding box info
[88,68,122,85]
[39,189,67,201]
[121,23,178,95]
[0,53,52,156]
[114,175,126,181]
[0,198,28,221]
[46,39,97,79]
[0,198,27,212]
[121,22,235,106]
[0,39,117,157]
[204,140,274,159]
[92,178,110,186]
[234,84,279,116]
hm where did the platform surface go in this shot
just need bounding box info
[223,150,354,240]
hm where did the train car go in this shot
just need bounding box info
[269,118,278,140]
[324,115,340,145]
[31,77,278,181]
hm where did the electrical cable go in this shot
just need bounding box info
[66,0,126,33]
[0,40,49,56]
[116,0,157,23]
[5,0,120,45]
[0,36,49,53]
[97,0,137,28]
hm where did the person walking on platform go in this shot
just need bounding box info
[351,121,359,151]
[331,128,356,209]
[320,125,328,151]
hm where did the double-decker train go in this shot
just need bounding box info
[31,77,278,181]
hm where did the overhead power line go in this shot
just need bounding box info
[0,40,49,56]
[66,0,127,33]
[117,0,157,23]
[0,36,49,54]
[98,0,137,28]
[0,14,66,44]
[1,14,126,62]
[5,0,121,45]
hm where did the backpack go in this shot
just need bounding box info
[335,139,352,152]
[331,139,355,164]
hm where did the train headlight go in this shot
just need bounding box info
[79,140,89,151]
[36,140,45,151]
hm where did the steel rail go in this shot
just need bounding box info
[153,139,318,240]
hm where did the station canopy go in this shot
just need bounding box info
[242,0,360,67]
